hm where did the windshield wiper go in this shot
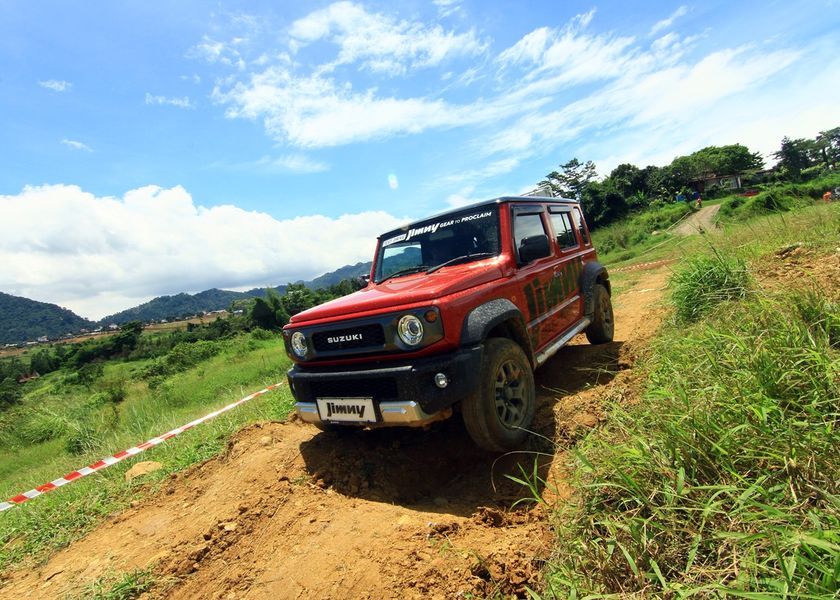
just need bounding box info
[377,265,429,284]
[427,252,495,274]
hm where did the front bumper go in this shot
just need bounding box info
[287,345,483,426]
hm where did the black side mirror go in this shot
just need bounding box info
[358,274,371,285]
[519,234,551,263]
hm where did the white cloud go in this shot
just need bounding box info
[289,1,486,75]
[446,185,476,208]
[483,39,803,162]
[441,158,521,185]
[187,35,242,68]
[213,60,546,148]
[650,5,689,36]
[61,139,92,152]
[433,0,463,18]
[253,154,329,173]
[145,93,195,109]
[0,184,405,319]
[39,79,71,92]
[497,10,636,86]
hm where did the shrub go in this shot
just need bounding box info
[99,376,127,404]
[18,410,69,444]
[141,340,223,379]
[250,328,276,341]
[64,421,103,455]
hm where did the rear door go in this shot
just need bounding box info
[509,204,563,352]
[546,206,586,334]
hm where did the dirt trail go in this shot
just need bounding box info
[1,268,670,600]
[672,204,720,236]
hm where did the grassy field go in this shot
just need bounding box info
[541,199,840,597]
[0,332,295,570]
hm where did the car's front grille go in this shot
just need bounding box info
[312,324,385,352]
[310,378,398,400]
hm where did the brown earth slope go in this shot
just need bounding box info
[1,268,669,600]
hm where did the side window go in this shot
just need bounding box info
[549,211,578,250]
[572,207,591,246]
[513,212,547,260]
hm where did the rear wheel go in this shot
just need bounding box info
[586,283,614,344]
[462,338,536,452]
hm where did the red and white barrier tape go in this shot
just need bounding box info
[0,382,284,513]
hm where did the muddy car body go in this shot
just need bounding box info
[282,196,613,451]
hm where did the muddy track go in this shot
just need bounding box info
[1,268,670,599]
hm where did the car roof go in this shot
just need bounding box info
[377,195,578,240]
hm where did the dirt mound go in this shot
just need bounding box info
[753,243,840,296]
[0,269,669,599]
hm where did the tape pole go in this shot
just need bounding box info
[0,382,284,513]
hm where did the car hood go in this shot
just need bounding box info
[289,259,504,325]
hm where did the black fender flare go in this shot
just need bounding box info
[580,261,611,319]
[460,298,529,351]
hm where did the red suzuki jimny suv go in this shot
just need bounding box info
[282,195,614,451]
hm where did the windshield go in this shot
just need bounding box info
[374,206,500,283]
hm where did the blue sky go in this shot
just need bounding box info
[1,0,838,319]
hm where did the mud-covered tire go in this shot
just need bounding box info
[462,338,536,452]
[586,283,614,344]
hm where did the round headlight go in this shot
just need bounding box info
[397,314,424,346]
[290,331,308,358]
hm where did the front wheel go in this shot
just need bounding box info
[462,338,536,452]
[586,283,614,344]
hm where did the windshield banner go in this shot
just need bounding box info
[382,210,493,247]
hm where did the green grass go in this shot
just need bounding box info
[718,171,840,222]
[538,202,840,598]
[72,567,166,600]
[670,251,751,322]
[592,202,692,266]
[0,331,294,572]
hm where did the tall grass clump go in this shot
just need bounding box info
[547,286,839,597]
[670,251,751,322]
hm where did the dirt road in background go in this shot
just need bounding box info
[673,204,721,236]
[1,267,670,599]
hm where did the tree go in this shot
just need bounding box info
[541,158,598,198]
[281,284,316,317]
[0,377,21,409]
[111,321,143,354]
[712,144,763,175]
[249,288,290,330]
[773,137,812,180]
[30,348,59,375]
[815,127,840,170]
[579,180,629,228]
[607,163,652,208]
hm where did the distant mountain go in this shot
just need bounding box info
[0,292,95,345]
[99,261,372,325]
[98,287,284,326]
[306,261,371,289]
[1,261,373,340]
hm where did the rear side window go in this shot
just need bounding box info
[549,211,578,249]
[513,213,547,258]
[572,207,591,246]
